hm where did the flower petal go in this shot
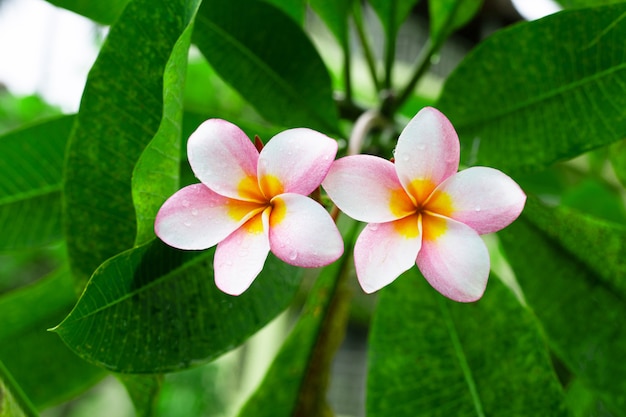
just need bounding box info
[394,107,460,199]
[417,215,489,302]
[323,155,416,223]
[155,184,255,250]
[354,215,422,293]
[214,213,270,295]
[268,193,343,267]
[257,128,337,197]
[187,119,263,201]
[427,167,526,234]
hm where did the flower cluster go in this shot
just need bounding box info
[155,107,526,301]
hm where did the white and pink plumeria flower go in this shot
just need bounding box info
[155,119,344,295]
[323,107,526,302]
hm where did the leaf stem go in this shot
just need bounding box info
[352,3,381,92]
[347,109,387,156]
[383,2,398,90]
[391,37,437,114]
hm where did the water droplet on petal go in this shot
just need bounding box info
[417,144,426,151]
[183,221,192,227]
[402,155,409,162]
[474,206,481,212]
[288,251,298,261]
[182,200,190,207]
[191,208,198,216]
[369,223,379,231]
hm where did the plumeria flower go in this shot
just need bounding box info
[323,107,526,302]
[155,119,343,296]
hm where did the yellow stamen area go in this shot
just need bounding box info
[227,199,265,222]
[392,214,420,239]
[269,196,287,228]
[259,174,284,199]
[422,214,448,242]
[407,178,437,205]
[242,212,265,234]
[237,174,265,201]
[389,187,417,218]
[424,189,455,217]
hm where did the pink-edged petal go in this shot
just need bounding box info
[214,212,270,295]
[354,215,422,293]
[268,193,343,267]
[322,155,416,223]
[187,119,263,201]
[427,167,526,234]
[417,215,489,302]
[257,128,337,197]
[394,107,460,199]
[155,184,256,250]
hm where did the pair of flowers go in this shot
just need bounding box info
[155,107,526,302]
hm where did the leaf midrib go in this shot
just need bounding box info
[0,184,61,206]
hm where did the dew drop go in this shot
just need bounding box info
[402,155,410,162]
[288,251,298,261]
[191,208,198,216]
[474,206,481,212]
[369,223,379,231]
[183,221,192,227]
[182,200,190,208]
[417,144,426,151]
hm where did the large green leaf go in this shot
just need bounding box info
[428,0,483,47]
[262,0,307,23]
[500,208,626,414]
[0,268,104,409]
[309,0,353,47]
[437,4,626,174]
[0,361,38,417]
[238,221,359,417]
[131,17,194,246]
[368,0,421,34]
[557,0,625,8]
[0,116,73,251]
[192,0,340,133]
[367,272,569,416]
[45,0,129,25]
[63,0,201,287]
[53,239,302,373]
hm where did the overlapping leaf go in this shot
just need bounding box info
[0,268,104,409]
[63,0,201,287]
[367,272,569,416]
[437,3,626,174]
[54,239,302,373]
[500,203,626,414]
[193,0,340,133]
[428,0,483,47]
[44,0,129,25]
[0,361,37,417]
[0,116,73,251]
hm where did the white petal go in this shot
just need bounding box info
[214,213,270,295]
[354,215,422,293]
[268,193,343,267]
[323,155,416,223]
[417,214,489,302]
[258,128,337,198]
[394,107,460,201]
[187,119,263,201]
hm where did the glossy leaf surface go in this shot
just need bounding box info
[0,268,104,409]
[500,203,626,414]
[63,0,201,287]
[437,4,626,174]
[367,272,569,417]
[0,116,73,251]
[54,239,302,373]
[45,0,129,24]
[193,0,340,133]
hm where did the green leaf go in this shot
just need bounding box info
[131,18,194,246]
[0,361,38,417]
[367,272,569,416]
[428,0,483,47]
[609,139,626,188]
[499,208,626,414]
[437,4,626,174]
[0,268,104,409]
[54,239,302,373]
[44,0,129,25]
[117,374,164,417]
[0,116,73,251]
[238,221,359,417]
[193,0,340,133]
[63,0,201,287]
[368,0,421,34]
[262,0,307,24]
[556,0,625,9]
[309,0,353,47]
